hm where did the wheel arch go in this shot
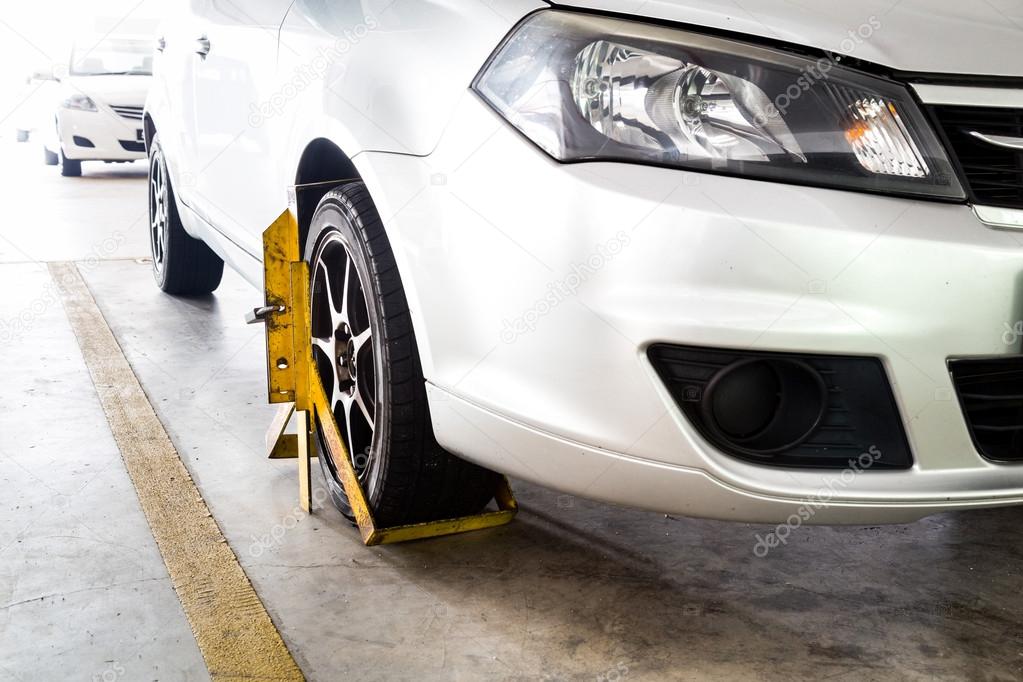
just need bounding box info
[293,138,360,254]
[292,137,438,379]
[143,112,156,151]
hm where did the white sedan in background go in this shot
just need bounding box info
[41,36,152,176]
[145,1,1023,528]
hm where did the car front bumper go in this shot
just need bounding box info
[56,105,145,161]
[354,93,1023,524]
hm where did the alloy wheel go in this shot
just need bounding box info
[148,151,168,271]
[310,231,379,484]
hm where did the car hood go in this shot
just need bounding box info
[65,74,151,105]
[549,0,1023,77]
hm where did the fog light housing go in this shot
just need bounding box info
[702,358,827,456]
[649,345,913,469]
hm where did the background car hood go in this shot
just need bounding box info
[549,0,1023,77]
[65,74,151,105]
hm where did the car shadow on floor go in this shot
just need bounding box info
[355,483,1023,680]
[76,162,147,180]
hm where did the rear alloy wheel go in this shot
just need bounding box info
[148,133,224,295]
[306,183,499,526]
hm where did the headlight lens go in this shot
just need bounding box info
[63,94,97,112]
[473,11,963,199]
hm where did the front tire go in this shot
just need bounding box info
[305,183,499,526]
[148,134,224,295]
[59,150,82,177]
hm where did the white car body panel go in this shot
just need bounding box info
[145,0,1023,523]
[187,1,294,259]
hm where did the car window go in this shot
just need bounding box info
[70,38,154,76]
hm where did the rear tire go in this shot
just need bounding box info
[43,147,58,165]
[305,183,499,526]
[148,134,224,295]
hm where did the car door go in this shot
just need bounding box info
[186,0,294,258]
[150,5,203,210]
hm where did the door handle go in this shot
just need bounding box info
[195,35,211,59]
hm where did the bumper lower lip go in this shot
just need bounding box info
[429,384,1023,524]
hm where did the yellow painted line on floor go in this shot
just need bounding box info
[49,262,304,682]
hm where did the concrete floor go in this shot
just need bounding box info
[2,139,1023,682]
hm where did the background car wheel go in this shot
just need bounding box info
[305,183,499,526]
[148,133,224,295]
[43,147,58,165]
[16,129,29,143]
[59,151,81,177]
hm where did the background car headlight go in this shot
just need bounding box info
[473,11,964,199]
[63,93,97,112]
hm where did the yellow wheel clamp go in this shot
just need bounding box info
[247,208,517,545]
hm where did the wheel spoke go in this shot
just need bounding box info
[337,391,361,465]
[311,335,333,361]
[319,260,346,332]
[332,384,348,420]
[353,385,374,430]
[351,327,372,358]
[338,257,352,326]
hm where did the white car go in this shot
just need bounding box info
[145,1,1023,527]
[41,36,152,176]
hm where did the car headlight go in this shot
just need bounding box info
[473,11,964,199]
[63,94,97,112]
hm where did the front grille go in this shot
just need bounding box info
[949,357,1023,462]
[931,105,1023,209]
[119,140,145,153]
[110,105,143,121]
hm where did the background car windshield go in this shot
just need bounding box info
[70,38,153,76]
